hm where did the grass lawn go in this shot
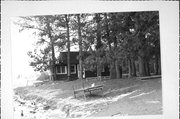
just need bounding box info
[13,77,162,118]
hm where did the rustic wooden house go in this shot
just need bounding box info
[55,51,110,80]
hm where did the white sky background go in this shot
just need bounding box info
[11,18,38,80]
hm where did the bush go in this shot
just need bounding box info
[36,72,50,81]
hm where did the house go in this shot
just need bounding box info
[55,51,110,80]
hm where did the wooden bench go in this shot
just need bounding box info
[73,83,103,99]
[84,85,103,94]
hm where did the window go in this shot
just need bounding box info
[70,65,76,74]
[57,66,67,74]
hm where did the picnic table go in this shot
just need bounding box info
[73,82,103,98]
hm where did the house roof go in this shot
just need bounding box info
[57,51,92,65]
[58,52,79,64]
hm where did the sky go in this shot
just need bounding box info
[11,18,40,81]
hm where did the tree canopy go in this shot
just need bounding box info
[16,11,161,79]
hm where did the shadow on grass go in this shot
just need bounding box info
[86,93,105,100]
[102,85,139,98]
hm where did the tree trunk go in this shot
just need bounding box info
[47,20,56,80]
[77,14,83,80]
[115,60,120,79]
[119,66,122,78]
[128,58,132,77]
[49,59,55,80]
[104,13,111,50]
[96,57,102,77]
[105,13,116,79]
[131,59,136,77]
[158,57,161,75]
[110,61,116,79]
[138,56,145,76]
[95,13,103,49]
[51,45,56,80]
[95,13,103,77]
[65,15,71,80]
[50,42,56,80]
[155,55,160,75]
[156,55,161,75]
[143,60,147,76]
[153,61,156,74]
[144,59,150,76]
